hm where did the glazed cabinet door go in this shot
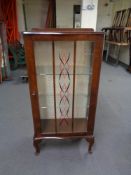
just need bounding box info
[33,40,94,134]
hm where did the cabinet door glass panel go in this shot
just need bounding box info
[74,41,94,132]
[34,41,55,134]
[34,40,94,134]
[55,41,74,133]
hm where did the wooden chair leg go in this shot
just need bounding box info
[105,43,110,62]
[0,68,2,83]
[115,45,120,65]
[127,38,131,73]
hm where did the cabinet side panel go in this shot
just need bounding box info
[87,35,104,135]
[23,35,41,136]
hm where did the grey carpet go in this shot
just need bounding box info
[0,63,131,175]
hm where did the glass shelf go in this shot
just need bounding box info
[36,65,92,76]
[39,94,89,109]
[39,94,89,120]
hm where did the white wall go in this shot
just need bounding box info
[112,0,131,15]
[25,0,48,30]
[16,0,25,32]
[17,0,99,31]
[81,0,98,30]
[96,0,113,31]
[56,0,99,30]
[17,0,81,30]
[56,0,81,28]
[16,0,48,32]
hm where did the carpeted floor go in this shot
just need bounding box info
[0,62,131,175]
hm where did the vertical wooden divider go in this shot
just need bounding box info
[52,41,57,133]
[72,41,77,132]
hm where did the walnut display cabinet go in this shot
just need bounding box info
[23,29,104,154]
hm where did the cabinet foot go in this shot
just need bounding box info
[86,136,95,154]
[33,139,41,155]
[127,66,131,73]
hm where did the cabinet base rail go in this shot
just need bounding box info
[33,135,95,155]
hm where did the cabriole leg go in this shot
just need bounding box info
[33,138,41,155]
[86,136,95,154]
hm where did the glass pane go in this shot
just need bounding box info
[34,41,55,133]
[34,40,94,134]
[55,41,74,133]
[74,41,94,132]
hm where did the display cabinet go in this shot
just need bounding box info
[23,29,104,154]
